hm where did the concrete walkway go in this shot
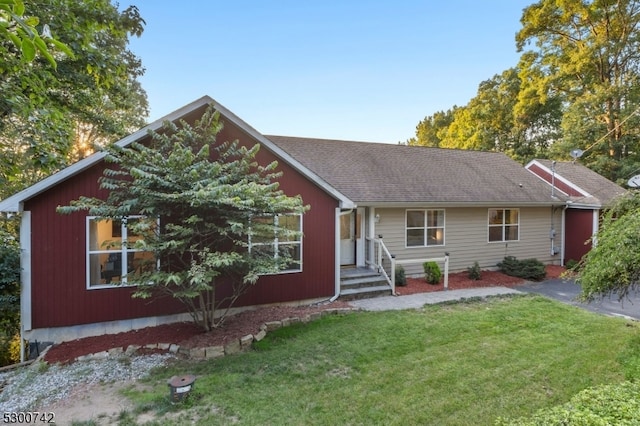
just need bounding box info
[349,286,522,311]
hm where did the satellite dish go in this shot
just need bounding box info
[570,149,584,159]
[628,174,640,188]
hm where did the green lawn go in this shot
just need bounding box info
[120,295,640,425]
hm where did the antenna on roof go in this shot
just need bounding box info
[569,149,584,163]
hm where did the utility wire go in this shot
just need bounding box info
[581,105,640,156]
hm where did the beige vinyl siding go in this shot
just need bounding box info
[373,207,563,277]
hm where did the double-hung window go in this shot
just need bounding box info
[249,214,303,273]
[406,210,445,247]
[87,216,156,288]
[488,209,519,242]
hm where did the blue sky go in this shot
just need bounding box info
[126,1,534,143]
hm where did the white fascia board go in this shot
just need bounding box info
[356,200,566,208]
[0,97,215,213]
[211,100,357,209]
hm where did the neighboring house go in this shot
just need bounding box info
[0,95,578,348]
[525,159,627,264]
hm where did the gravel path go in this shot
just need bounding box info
[0,353,175,414]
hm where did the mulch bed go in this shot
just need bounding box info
[395,265,565,295]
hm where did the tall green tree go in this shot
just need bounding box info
[411,68,561,163]
[406,108,457,147]
[517,0,640,181]
[58,108,308,331]
[0,0,148,197]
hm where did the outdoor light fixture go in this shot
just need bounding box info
[168,374,196,402]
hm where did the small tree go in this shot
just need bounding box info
[58,107,308,330]
[577,192,640,302]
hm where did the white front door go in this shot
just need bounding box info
[340,209,363,265]
[340,212,356,265]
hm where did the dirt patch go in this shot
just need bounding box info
[41,380,140,425]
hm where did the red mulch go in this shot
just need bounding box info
[43,301,353,364]
[395,264,565,295]
[43,265,565,364]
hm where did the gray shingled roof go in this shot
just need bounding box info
[533,159,626,207]
[267,136,562,205]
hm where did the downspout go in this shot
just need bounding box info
[560,204,569,266]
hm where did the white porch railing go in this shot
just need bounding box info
[366,237,396,295]
[395,253,450,289]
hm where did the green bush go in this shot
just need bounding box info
[467,261,482,280]
[497,256,546,281]
[395,265,407,286]
[423,261,441,284]
[495,381,640,425]
[565,259,578,270]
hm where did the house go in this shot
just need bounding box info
[0,95,580,349]
[525,159,627,264]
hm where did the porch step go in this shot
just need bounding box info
[339,268,392,301]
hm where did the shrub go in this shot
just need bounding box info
[395,265,407,286]
[495,381,640,425]
[467,261,482,280]
[497,256,546,281]
[423,261,441,284]
[565,259,578,270]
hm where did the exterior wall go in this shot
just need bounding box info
[22,118,338,340]
[215,121,338,306]
[564,208,594,263]
[373,206,563,277]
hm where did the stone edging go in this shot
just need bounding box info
[69,307,356,363]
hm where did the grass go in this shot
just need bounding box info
[120,295,640,425]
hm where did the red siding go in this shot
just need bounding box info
[24,118,338,329]
[564,209,594,263]
[528,164,584,197]
[215,122,338,306]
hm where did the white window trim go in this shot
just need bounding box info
[487,208,520,243]
[249,213,303,274]
[405,209,446,248]
[86,215,155,290]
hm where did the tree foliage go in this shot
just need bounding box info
[577,191,640,301]
[410,0,640,178]
[58,107,308,331]
[517,0,640,180]
[0,0,72,67]
[406,107,457,147]
[0,0,148,198]
[0,226,20,366]
[410,68,561,164]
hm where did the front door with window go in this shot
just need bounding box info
[340,211,361,265]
